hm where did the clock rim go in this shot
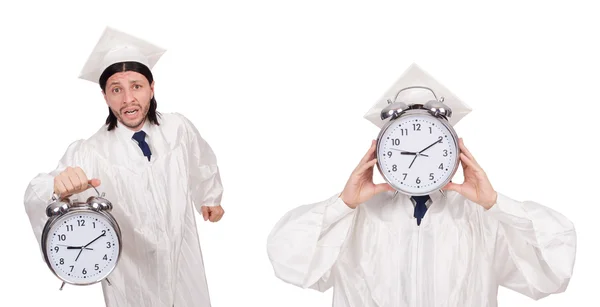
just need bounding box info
[41,207,122,286]
[375,109,461,196]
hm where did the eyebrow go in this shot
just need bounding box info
[109,80,142,86]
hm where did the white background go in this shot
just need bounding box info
[0,0,597,306]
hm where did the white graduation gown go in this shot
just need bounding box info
[23,112,223,307]
[267,190,576,307]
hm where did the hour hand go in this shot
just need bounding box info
[65,245,93,250]
[390,148,429,157]
[402,152,429,157]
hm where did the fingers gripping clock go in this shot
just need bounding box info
[41,184,122,289]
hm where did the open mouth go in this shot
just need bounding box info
[123,109,140,118]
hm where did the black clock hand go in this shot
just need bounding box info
[389,148,429,157]
[66,246,94,250]
[73,247,96,261]
[57,244,81,249]
[419,138,443,154]
[75,248,83,262]
[75,233,105,262]
[408,155,418,168]
[399,152,429,157]
[83,232,107,248]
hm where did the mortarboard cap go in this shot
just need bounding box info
[78,26,167,83]
[363,62,472,129]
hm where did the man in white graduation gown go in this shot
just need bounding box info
[266,64,576,306]
[23,27,225,307]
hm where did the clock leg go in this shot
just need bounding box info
[59,281,65,290]
[106,277,112,286]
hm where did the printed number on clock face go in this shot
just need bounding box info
[47,212,119,284]
[378,114,458,194]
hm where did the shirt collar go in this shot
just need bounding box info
[409,190,445,209]
[113,118,153,141]
[410,195,433,209]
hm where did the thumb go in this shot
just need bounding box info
[88,179,101,187]
[201,206,209,221]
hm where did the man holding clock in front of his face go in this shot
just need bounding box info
[266,64,577,307]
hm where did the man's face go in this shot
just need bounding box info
[103,71,154,131]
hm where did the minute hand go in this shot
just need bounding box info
[419,138,442,154]
[83,233,106,248]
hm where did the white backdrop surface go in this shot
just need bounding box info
[0,1,596,306]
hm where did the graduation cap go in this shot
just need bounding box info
[363,63,472,129]
[78,26,167,84]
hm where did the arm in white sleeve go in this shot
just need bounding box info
[484,192,576,300]
[267,193,357,292]
[178,113,224,211]
[23,140,84,249]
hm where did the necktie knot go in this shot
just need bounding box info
[132,130,151,161]
[132,130,146,143]
[411,195,430,226]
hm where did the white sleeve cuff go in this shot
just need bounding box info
[484,193,534,230]
[322,196,356,228]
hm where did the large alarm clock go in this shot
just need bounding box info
[376,86,461,196]
[41,185,122,290]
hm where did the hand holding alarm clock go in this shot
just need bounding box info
[341,86,461,207]
[376,86,460,196]
[41,167,122,290]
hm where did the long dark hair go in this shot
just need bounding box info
[99,61,161,131]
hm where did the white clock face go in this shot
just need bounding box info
[377,113,459,195]
[45,211,120,284]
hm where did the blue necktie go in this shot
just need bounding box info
[132,130,151,161]
[411,195,430,226]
